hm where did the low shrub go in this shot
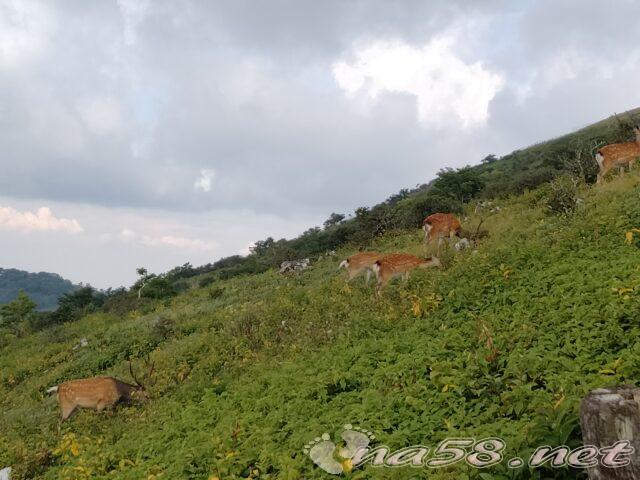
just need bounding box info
[544,175,580,215]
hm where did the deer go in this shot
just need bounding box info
[423,213,462,255]
[46,359,154,421]
[595,125,640,184]
[372,253,441,296]
[338,252,385,284]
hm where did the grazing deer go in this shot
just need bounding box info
[423,213,462,255]
[595,125,640,184]
[338,252,385,284]
[46,360,154,421]
[372,253,441,296]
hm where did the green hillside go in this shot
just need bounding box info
[4,110,640,479]
[474,107,640,196]
[2,164,640,478]
[0,268,78,311]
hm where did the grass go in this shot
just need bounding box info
[2,171,640,479]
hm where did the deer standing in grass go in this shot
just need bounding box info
[595,125,640,184]
[338,252,385,284]
[372,253,441,296]
[423,213,462,255]
[46,360,153,421]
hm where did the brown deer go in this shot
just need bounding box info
[372,253,441,296]
[595,125,640,184]
[338,252,385,284]
[423,213,462,255]
[46,359,154,421]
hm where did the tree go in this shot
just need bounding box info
[139,276,177,299]
[49,286,104,324]
[431,167,485,204]
[354,207,370,219]
[386,189,410,205]
[481,154,497,164]
[166,263,195,280]
[136,267,154,299]
[250,237,275,256]
[0,291,36,334]
[323,213,345,229]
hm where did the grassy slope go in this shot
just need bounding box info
[2,171,640,479]
[473,107,640,190]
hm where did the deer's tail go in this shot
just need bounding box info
[46,386,58,395]
[595,152,604,168]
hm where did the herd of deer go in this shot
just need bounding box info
[338,212,462,296]
[338,124,640,294]
[44,127,639,423]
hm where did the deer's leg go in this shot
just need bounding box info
[423,225,430,243]
[597,165,609,184]
[346,268,357,282]
[60,403,77,422]
[403,272,410,283]
[449,231,457,252]
[365,269,371,285]
[423,226,434,254]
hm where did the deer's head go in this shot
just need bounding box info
[128,357,155,402]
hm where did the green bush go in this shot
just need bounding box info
[140,277,177,300]
[544,175,580,215]
[197,275,216,288]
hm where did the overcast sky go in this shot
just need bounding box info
[2,0,640,288]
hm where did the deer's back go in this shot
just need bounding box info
[58,377,122,406]
[424,213,461,233]
[378,254,424,274]
[599,142,640,162]
[347,252,384,267]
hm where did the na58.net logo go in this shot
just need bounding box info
[302,425,635,475]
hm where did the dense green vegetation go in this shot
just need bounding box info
[2,110,640,479]
[2,169,640,479]
[0,268,77,311]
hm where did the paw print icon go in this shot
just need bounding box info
[303,424,375,474]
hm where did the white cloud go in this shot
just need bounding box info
[333,36,504,128]
[0,206,83,234]
[514,47,640,105]
[119,228,216,251]
[77,97,125,136]
[117,0,150,46]
[194,168,215,193]
[0,0,54,69]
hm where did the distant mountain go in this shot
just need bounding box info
[0,268,78,311]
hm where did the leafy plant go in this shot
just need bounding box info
[544,175,580,215]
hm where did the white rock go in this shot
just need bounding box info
[278,258,311,274]
[72,338,89,350]
[454,238,471,251]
